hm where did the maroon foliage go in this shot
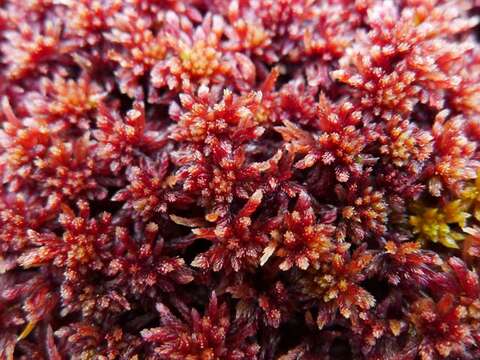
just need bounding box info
[1,0,480,359]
